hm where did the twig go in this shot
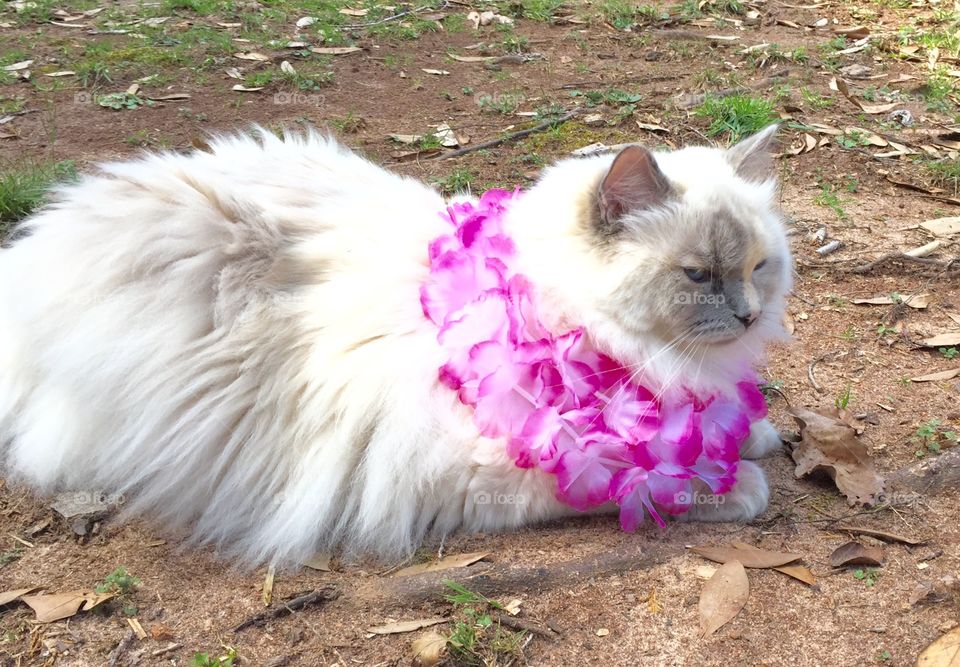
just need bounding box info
[233,585,341,632]
[850,253,959,275]
[428,108,586,160]
[107,630,137,667]
[492,612,560,641]
[807,351,839,393]
[152,643,182,657]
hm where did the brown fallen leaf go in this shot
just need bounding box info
[912,368,960,382]
[789,406,885,506]
[0,587,41,606]
[339,7,368,16]
[830,77,899,114]
[773,563,818,586]
[835,525,927,545]
[922,333,960,348]
[21,590,116,623]
[829,541,884,567]
[367,617,448,635]
[916,625,960,666]
[698,560,748,638]
[691,544,801,569]
[852,293,929,309]
[411,630,448,667]
[392,552,490,577]
[728,542,817,586]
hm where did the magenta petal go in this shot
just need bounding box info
[737,381,769,420]
[701,398,750,463]
[555,447,615,510]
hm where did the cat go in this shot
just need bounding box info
[0,125,791,566]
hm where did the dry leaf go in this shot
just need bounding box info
[691,544,801,568]
[421,68,450,76]
[0,587,40,606]
[835,25,869,39]
[310,46,361,55]
[921,217,960,236]
[829,541,884,567]
[694,565,717,579]
[2,59,33,71]
[233,51,269,61]
[789,406,885,505]
[303,553,331,571]
[698,560,748,638]
[448,54,496,63]
[912,368,960,382]
[231,84,263,92]
[339,7,369,16]
[368,617,448,635]
[147,93,191,101]
[295,16,317,27]
[43,70,75,77]
[830,77,899,114]
[916,625,960,667]
[922,333,960,348]
[773,564,818,586]
[392,552,490,577]
[411,631,447,667]
[852,294,929,309]
[22,590,116,623]
[728,542,817,586]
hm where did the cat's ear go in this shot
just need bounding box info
[726,124,779,183]
[597,146,673,228]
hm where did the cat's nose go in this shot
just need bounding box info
[735,312,758,328]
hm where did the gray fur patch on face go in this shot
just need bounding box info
[605,204,786,347]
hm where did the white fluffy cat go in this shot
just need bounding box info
[0,126,791,565]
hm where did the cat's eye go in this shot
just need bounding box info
[683,267,710,283]
[754,259,767,271]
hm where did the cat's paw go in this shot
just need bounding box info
[676,461,769,523]
[739,419,783,460]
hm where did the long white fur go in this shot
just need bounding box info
[0,129,790,565]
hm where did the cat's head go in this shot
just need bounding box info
[512,124,792,385]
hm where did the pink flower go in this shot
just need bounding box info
[421,189,766,531]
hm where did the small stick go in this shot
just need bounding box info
[152,643,183,657]
[807,351,839,393]
[107,630,137,667]
[233,585,341,632]
[428,108,586,161]
[850,253,957,274]
[492,612,560,641]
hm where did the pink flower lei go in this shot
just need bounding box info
[420,189,768,530]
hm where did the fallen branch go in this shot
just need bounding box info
[428,108,585,160]
[890,448,960,495]
[492,611,560,641]
[353,543,678,607]
[850,253,960,275]
[107,630,137,667]
[233,585,341,632]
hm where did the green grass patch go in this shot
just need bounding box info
[0,160,78,233]
[926,159,960,195]
[694,94,777,143]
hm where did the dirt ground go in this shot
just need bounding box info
[2,0,960,665]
